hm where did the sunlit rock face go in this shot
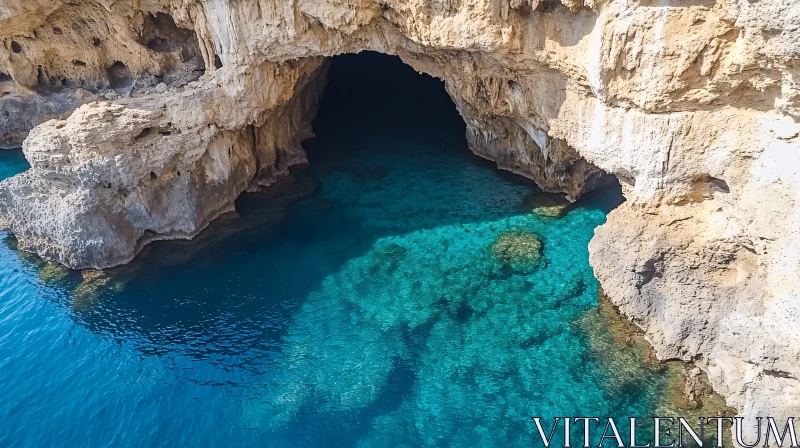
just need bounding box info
[1,0,799,437]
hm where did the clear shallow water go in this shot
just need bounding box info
[0,54,670,447]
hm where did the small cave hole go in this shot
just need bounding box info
[92,37,102,47]
[150,172,157,180]
[616,172,636,187]
[682,174,730,204]
[0,73,12,83]
[10,41,22,53]
[538,0,561,13]
[107,61,133,89]
[147,38,166,51]
[176,170,181,177]
[709,176,730,193]
[214,54,223,69]
[53,27,63,35]
[136,127,154,140]
[138,13,196,53]
[72,60,87,67]
[37,66,48,85]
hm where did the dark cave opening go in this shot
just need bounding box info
[309,51,466,146]
[107,61,133,89]
[138,13,197,54]
[306,51,624,210]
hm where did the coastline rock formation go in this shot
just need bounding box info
[1,0,799,438]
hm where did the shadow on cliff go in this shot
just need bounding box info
[29,52,622,370]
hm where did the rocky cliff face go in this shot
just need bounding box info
[1,0,799,438]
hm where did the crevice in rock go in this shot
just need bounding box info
[136,128,154,141]
[763,369,797,380]
[37,66,48,85]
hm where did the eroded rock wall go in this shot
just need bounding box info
[0,56,326,267]
[1,0,799,438]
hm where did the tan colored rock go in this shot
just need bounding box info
[0,0,799,439]
[0,57,327,267]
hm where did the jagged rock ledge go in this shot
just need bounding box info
[0,58,327,267]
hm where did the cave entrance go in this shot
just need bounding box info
[0,52,641,448]
[300,51,623,227]
[222,51,635,445]
[307,52,467,155]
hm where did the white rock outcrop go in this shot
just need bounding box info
[1,0,799,438]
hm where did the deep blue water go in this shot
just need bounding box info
[0,54,669,447]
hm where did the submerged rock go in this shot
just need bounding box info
[532,205,566,218]
[525,193,570,218]
[491,230,543,271]
[368,242,408,274]
[73,269,110,301]
[38,262,70,284]
[4,234,72,283]
[73,269,124,306]
[578,290,735,446]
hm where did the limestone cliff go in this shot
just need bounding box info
[1,0,799,439]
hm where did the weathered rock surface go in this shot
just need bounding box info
[0,57,326,267]
[1,0,799,438]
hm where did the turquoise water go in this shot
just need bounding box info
[0,53,670,447]
[0,149,28,179]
